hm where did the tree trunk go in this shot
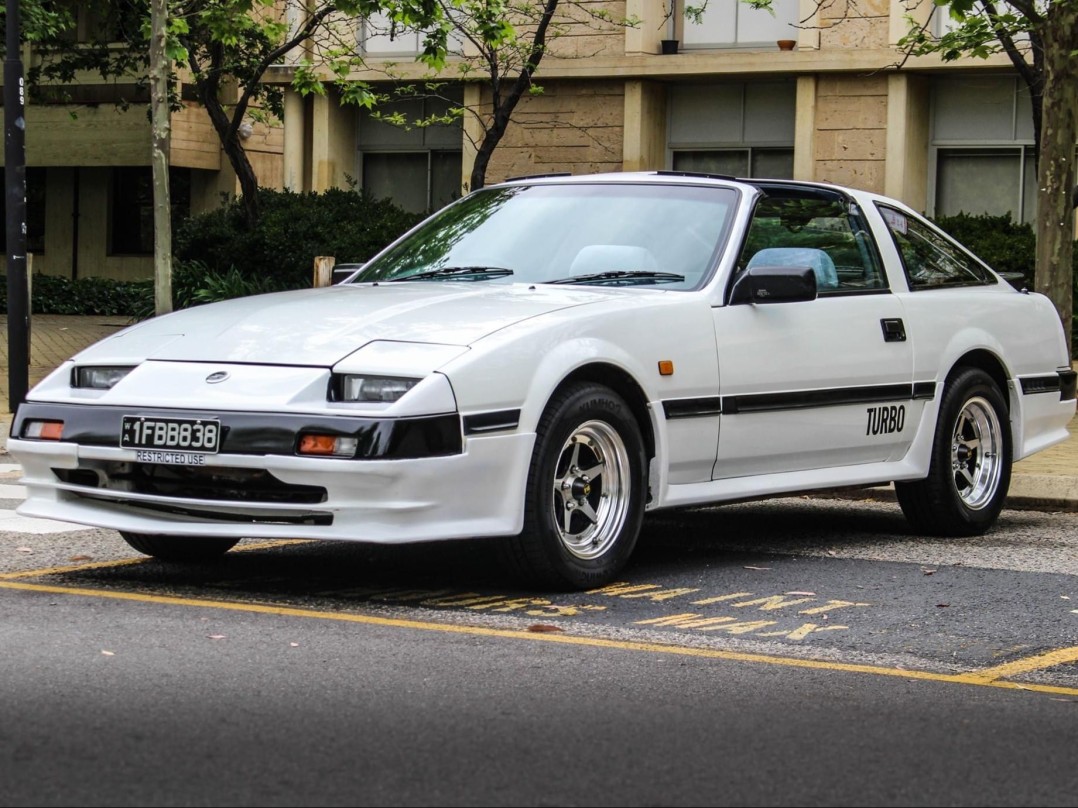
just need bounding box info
[468,0,561,192]
[149,0,172,315]
[198,82,261,228]
[1033,4,1078,357]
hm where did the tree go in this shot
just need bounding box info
[897,0,1078,353]
[25,0,389,228]
[149,0,176,315]
[295,0,627,191]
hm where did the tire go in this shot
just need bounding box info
[501,382,648,590]
[896,367,1012,536]
[120,532,240,562]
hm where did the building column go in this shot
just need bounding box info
[884,73,929,211]
[310,89,358,193]
[283,90,305,192]
[625,0,665,54]
[793,75,817,181]
[623,81,667,171]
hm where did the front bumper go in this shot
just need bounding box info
[9,402,534,542]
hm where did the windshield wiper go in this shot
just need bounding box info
[548,270,686,286]
[388,266,514,282]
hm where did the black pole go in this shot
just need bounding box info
[5,0,28,411]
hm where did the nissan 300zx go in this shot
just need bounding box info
[9,172,1076,589]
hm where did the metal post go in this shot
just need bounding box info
[5,0,29,411]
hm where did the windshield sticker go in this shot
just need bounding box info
[882,207,908,235]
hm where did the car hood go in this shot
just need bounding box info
[82,282,618,367]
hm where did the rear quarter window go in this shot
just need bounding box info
[877,204,997,289]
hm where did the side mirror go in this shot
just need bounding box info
[730,265,818,305]
[332,263,365,285]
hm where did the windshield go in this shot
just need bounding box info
[351,183,739,290]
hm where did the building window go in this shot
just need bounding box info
[359,11,465,56]
[935,148,1037,224]
[668,82,796,179]
[933,1,1028,44]
[358,91,463,214]
[55,0,143,44]
[360,11,423,56]
[679,0,799,48]
[109,167,191,256]
[929,75,1036,223]
[673,149,793,179]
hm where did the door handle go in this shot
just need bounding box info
[880,318,906,342]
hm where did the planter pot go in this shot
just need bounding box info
[777,39,797,51]
[661,39,680,55]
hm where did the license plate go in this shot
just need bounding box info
[121,416,221,454]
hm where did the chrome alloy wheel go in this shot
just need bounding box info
[950,395,1003,510]
[551,420,631,560]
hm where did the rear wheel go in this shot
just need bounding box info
[120,532,240,562]
[896,367,1011,536]
[501,382,647,590]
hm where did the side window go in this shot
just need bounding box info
[737,194,887,294]
[877,205,995,289]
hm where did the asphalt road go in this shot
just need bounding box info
[2,495,1077,806]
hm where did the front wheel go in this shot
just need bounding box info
[501,382,647,590]
[120,532,240,562]
[896,367,1012,536]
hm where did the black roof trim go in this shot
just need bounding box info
[653,170,737,182]
[503,172,573,182]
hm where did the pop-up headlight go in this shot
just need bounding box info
[334,375,420,403]
[72,366,135,390]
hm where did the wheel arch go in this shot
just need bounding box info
[945,349,1011,413]
[550,362,656,463]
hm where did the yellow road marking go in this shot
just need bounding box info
[2,577,1077,697]
[964,646,1078,683]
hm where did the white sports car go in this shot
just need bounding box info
[9,172,1076,589]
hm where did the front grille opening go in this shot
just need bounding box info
[54,463,328,505]
[70,493,333,526]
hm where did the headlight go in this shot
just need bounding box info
[72,366,135,389]
[333,374,421,402]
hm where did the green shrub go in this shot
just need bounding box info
[0,274,152,317]
[931,212,1040,287]
[173,187,424,288]
[0,187,419,317]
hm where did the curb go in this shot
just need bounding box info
[812,477,1078,513]
[1005,473,1078,511]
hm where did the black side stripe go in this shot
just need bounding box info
[663,397,723,419]
[912,381,936,400]
[1021,375,1061,394]
[1021,370,1077,401]
[1061,369,1078,401]
[662,382,937,419]
[463,409,522,435]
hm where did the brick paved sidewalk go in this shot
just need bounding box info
[0,314,131,410]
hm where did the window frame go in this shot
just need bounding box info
[876,203,1000,291]
[678,0,800,49]
[358,149,463,214]
[731,185,891,299]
